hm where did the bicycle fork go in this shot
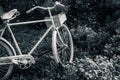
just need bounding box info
[52,30,60,63]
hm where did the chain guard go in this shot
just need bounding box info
[0,55,35,69]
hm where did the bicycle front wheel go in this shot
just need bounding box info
[0,39,14,80]
[52,24,74,66]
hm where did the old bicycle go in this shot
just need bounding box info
[0,1,73,79]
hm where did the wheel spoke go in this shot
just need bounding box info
[61,28,67,43]
[0,40,14,79]
[57,30,65,46]
[55,25,73,65]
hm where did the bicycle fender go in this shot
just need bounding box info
[0,37,16,55]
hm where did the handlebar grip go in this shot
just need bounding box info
[56,1,65,7]
[26,9,32,14]
[26,8,34,14]
[59,3,65,7]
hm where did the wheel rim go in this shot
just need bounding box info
[56,25,73,65]
[0,40,13,79]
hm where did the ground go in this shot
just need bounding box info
[0,0,120,80]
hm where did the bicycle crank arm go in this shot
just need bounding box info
[0,55,35,65]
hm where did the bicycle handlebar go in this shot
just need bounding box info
[26,1,65,14]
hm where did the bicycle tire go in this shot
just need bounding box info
[0,38,14,80]
[52,24,74,66]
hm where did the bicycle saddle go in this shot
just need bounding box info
[1,9,19,20]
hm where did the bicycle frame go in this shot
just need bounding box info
[2,8,56,56]
[0,2,74,79]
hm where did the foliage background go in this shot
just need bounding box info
[0,0,120,80]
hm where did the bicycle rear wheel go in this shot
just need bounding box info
[0,39,14,80]
[52,24,74,66]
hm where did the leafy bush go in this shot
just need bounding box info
[0,0,120,80]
